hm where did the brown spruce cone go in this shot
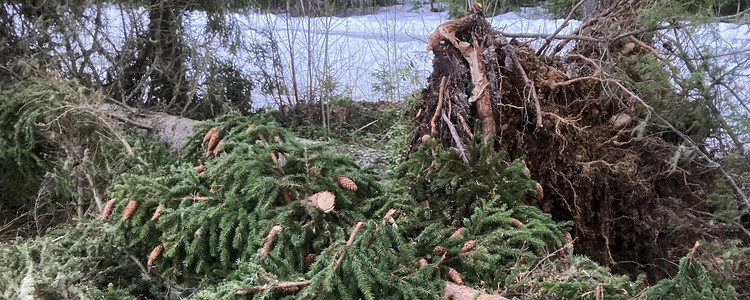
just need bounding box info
[450,227,465,238]
[535,182,544,199]
[151,205,164,221]
[100,199,115,220]
[213,140,224,157]
[203,128,216,143]
[335,176,357,191]
[434,245,447,256]
[207,130,220,152]
[147,244,165,268]
[461,240,476,253]
[418,258,428,267]
[194,164,205,173]
[420,134,431,143]
[450,147,460,160]
[305,253,317,269]
[511,218,524,228]
[122,200,138,221]
[448,268,463,284]
[565,232,574,245]
[246,124,256,132]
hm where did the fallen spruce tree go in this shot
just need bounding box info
[411,2,750,288]
[2,2,749,299]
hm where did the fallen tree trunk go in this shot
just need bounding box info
[100,103,197,153]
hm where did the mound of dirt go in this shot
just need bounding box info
[411,5,749,283]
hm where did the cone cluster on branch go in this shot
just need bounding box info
[335,176,357,191]
[204,128,221,157]
[122,200,138,221]
[202,128,216,143]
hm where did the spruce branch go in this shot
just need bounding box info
[616,81,750,212]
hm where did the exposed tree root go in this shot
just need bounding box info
[412,6,750,284]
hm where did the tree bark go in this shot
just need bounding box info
[100,103,197,154]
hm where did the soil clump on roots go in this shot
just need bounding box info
[411,5,749,283]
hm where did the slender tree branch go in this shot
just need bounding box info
[442,111,470,164]
[536,0,587,56]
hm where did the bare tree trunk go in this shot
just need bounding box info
[100,103,198,154]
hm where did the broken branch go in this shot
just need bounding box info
[442,111,470,164]
[337,221,364,265]
[260,225,283,261]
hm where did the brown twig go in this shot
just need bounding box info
[260,226,283,261]
[456,114,474,139]
[234,280,312,295]
[550,76,606,89]
[431,76,447,134]
[258,134,278,164]
[536,0,587,56]
[337,222,364,265]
